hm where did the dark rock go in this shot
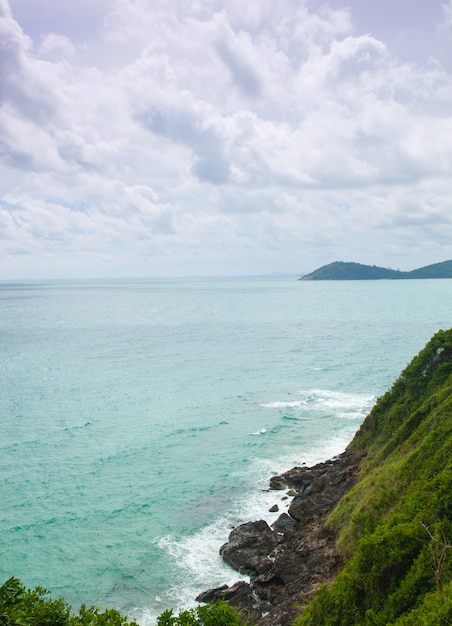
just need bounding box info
[271,513,297,537]
[197,580,277,625]
[199,449,361,625]
[195,584,228,603]
[289,492,330,523]
[220,520,279,577]
[269,476,287,490]
[269,504,279,512]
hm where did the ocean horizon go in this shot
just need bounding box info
[2,276,452,624]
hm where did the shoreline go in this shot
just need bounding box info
[197,448,360,626]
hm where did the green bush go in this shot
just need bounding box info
[0,578,138,626]
[0,578,248,626]
[156,601,249,625]
[391,580,452,625]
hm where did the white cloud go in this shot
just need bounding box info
[441,0,452,28]
[38,33,75,61]
[1,0,452,277]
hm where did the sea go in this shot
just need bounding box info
[1,276,451,623]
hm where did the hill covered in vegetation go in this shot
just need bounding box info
[295,327,452,625]
[299,260,452,280]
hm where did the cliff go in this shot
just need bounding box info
[200,329,452,625]
[299,260,452,280]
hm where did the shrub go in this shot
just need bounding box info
[0,578,138,626]
[156,601,249,625]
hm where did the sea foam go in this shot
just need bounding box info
[141,391,373,624]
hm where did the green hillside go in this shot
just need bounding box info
[295,328,452,625]
[408,260,452,279]
[299,260,452,280]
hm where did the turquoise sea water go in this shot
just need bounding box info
[1,277,451,623]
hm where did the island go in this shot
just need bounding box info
[299,259,452,280]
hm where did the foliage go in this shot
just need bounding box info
[407,260,452,279]
[299,260,452,281]
[0,578,138,626]
[294,329,452,625]
[0,579,247,626]
[0,577,27,626]
[390,580,452,625]
[300,261,404,281]
[156,600,249,625]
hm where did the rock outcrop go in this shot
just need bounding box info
[198,330,452,625]
[197,450,360,625]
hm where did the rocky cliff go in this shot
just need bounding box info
[199,329,452,625]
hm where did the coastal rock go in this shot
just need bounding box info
[269,476,287,490]
[220,520,280,577]
[271,513,297,536]
[195,584,229,603]
[197,580,274,625]
[200,450,361,625]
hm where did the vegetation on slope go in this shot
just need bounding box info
[299,261,403,280]
[295,328,452,625]
[156,601,248,625]
[299,260,452,280]
[408,260,452,279]
[0,576,246,626]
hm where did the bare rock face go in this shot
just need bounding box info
[196,580,273,625]
[198,450,361,626]
[219,520,281,577]
[271,513,296,537]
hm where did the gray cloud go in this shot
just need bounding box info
[137,104,230,184]
[8,0,111,42]
[215,39,262,98]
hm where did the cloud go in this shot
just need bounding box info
[38,33,75,61]
[1,0,452,277]
[441,0,452,28]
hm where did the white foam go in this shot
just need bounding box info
[137,516,250,624]
[260,400,307,409]
[135,389,375,624]
[261,388,375,420]
[252,428,267,435]
[145,433,356,616]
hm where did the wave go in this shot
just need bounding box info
[251,428,267,435]
[281,415,302,422]
[261,388,375,420]
[167,421,229,437]
[139,423,367,624]
[261,400,308,409]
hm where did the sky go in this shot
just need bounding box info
[1,0,452,278]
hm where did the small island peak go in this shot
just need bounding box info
[299,260,452,280]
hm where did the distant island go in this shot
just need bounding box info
[299,260,452,280]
